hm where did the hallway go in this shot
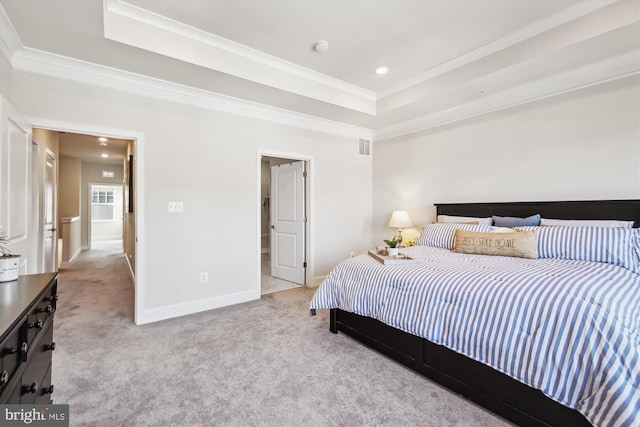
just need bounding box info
[53,243,135,407]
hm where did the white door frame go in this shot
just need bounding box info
[28,118,145,325]
[30,140,43,272]
[43,149,58,273]
[257,149,313,295]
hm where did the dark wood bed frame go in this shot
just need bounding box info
[330,199,640,427]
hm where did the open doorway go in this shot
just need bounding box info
[89,183,124,252]
[260,155,308,295]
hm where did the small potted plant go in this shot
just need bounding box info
[0,226,20,282]
[384,236,400,257]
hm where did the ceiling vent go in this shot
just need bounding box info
[358,138,371,157]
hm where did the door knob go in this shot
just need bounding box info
[47,228,57,232]
[270,225,275,229]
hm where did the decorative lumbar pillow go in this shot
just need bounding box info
[417,223,493,249]
[454,229,538,259]
[492,214,541,228]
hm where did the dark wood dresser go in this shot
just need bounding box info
[0,273,58,403]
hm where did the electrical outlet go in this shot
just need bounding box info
[199,272,209,283]
[168,201,184,213]
[350,251,355,258]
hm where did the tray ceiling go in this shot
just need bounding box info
[1,0,638,138]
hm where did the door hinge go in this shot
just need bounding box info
[303,261,307,268]
[303,171,307,178]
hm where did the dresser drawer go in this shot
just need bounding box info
[20,319,54,404]
[0,316,27,397]
[34,363,53,404]
[0,273,58,404]
[26,281,57,346]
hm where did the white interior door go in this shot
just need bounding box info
[270,161,305,284]
[44,152,57,272]
[0,97,33,273]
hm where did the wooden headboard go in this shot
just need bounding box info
[435,199,640,228]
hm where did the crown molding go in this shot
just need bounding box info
[1,1,636,145]
[104,0,376,115]
[0,2,371,140]
[10,47,372,141]
[376,0,618,100]
[374,51,640,141]
[0,3,21,62]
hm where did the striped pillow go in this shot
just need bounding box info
[515,226,640,273]
[417,223,493,249]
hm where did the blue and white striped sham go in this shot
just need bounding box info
[416,223,493,249]
[515,226,640,273]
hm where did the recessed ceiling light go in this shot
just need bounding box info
[101,153,109,158]
[99,142,108,147]
[98,137,108,142]
[375,66,389,75]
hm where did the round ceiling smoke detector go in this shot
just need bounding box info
[314,40,329,53]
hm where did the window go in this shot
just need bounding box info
[91,189,116,220]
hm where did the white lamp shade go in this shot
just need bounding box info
[388,210,412,228]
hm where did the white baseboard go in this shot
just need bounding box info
[125,252,135,283]
[136,289,260,325]
[60,247,83,268]
[311,275,327,287]
[69,247,81,263]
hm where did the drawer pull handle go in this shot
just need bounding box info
[19,342,28,363]
[37,305,53,314]
[5,346,18,355]
[46,342,56,351]
[24,381,38,394]
[43,385,54,395]
[0,371,8,385]
[28,319,43,329]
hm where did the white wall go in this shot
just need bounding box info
[58,155,81,225]
[9,70,372,321]
[0,50,10,99]
[372,76,640,245]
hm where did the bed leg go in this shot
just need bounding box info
[330,309,338,334]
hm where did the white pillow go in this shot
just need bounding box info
[540,218,634,228]
[490,226,516,233]
[437,215,493,226]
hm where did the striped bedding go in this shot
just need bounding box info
[310,245,640,427]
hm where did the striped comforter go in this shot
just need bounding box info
[310,246,640,426]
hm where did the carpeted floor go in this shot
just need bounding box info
[52,245,512,426]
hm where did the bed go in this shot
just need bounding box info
[310,200,640,427]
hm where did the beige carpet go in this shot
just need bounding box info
[52,245,511,426]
